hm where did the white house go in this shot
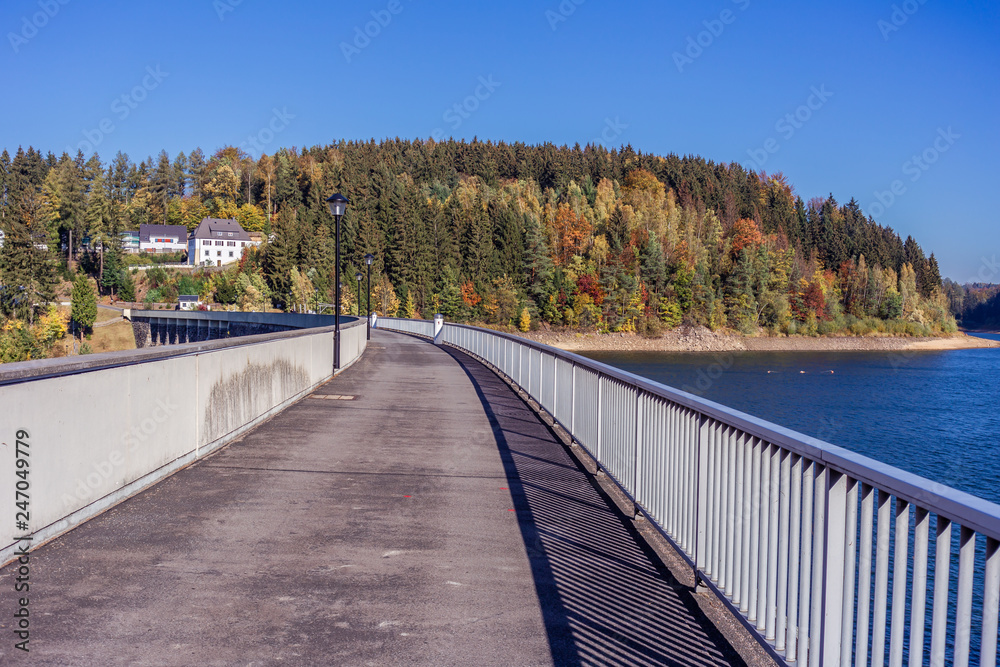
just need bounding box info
[139,224,188,254]
[188,218,259,267]
[178,295,202,310]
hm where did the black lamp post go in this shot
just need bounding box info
[355,272,363,317]
[326,193,349,369]
[364,253,374,340]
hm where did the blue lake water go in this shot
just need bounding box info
[581,334,1000,505]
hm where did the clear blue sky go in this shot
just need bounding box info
[2,0,997,282]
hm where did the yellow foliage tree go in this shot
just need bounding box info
[373,275,401,317]
[36,306,68,346]
[289,267,314,312]
[402,290,417,319]
[237,203,268,232]
[206,165,238,200]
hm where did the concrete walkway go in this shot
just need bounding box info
[1,331,747,666]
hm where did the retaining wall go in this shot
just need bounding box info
[0,316,367,566]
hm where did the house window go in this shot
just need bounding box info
[217,251,221,257]
[204,250,209,256]
[229,251,234,257]
[216,232,223,237]
[241,242,245,247]
[216,240,224,246]
[227,241,236,246]
[228,232,233,237]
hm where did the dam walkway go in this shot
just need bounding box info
[1,330,750,666]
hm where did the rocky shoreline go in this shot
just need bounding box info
[517,327,1000,353]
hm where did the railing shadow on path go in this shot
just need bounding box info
[441,344,748,667]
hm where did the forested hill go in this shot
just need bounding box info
[944,281,1000,329]
[0,139,953,336]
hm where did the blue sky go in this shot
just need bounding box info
[2,0,997,281]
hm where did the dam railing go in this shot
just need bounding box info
[377,317,1000,667]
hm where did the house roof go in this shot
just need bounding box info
[190,218,253,242]
[139,224,188,244]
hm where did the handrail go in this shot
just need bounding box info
[378,317,1000,667]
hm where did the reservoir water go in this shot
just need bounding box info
[581,334,1000,505]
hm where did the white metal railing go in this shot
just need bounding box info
[378,317,435,337]
[377,318,1000,667]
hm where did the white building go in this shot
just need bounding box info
[178,295,202,310]
[188,218,259,267]
[139,224,188,254]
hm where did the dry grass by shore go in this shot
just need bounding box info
[50,318,136,358]
[518,327,1000,353]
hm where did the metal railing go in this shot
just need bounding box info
[377,317,1000,667]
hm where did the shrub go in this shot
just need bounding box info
[147,267,169,288]
[637,316,664,338]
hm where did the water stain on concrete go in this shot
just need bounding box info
[203,359,309,444]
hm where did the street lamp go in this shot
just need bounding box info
[364,253,374,340]
[326,193,350,369]
[355,272,363,317]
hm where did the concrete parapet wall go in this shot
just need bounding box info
[0,317,367,566]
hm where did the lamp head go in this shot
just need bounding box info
[326,193,350,218]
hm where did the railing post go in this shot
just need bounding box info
[695,414,709,575]
[634,390,643,507]
[433,314,444,345]
[983,537,999,667]
[552,357,558,423]
[596,375,603,462]
[821,470,848,666]
[571,362,577,436]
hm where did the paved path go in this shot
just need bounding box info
[1,331,746,666]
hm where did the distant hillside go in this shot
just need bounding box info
[945,281,1000,329]
[1,139,954,338]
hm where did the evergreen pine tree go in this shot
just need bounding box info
[70,273,97,333]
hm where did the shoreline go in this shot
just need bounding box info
[517,328,1000,353]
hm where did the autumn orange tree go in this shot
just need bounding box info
[550,203,591,266]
